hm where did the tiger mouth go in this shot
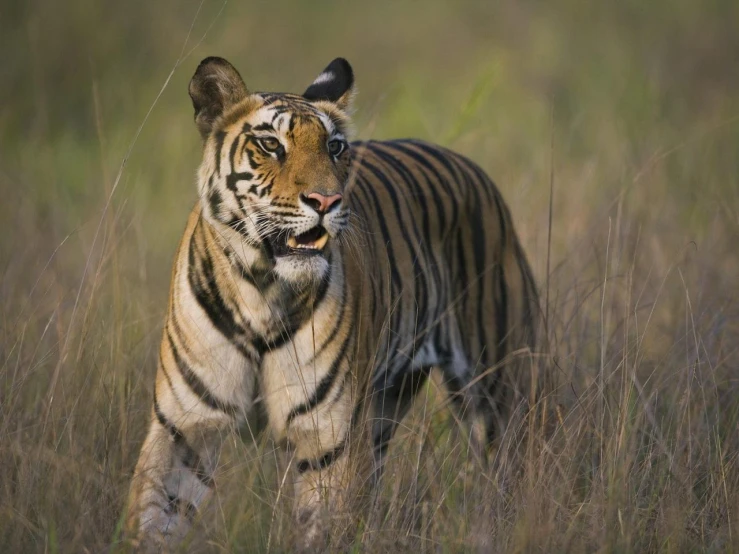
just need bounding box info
[272,226,329,257]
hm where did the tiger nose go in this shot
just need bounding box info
[300,192,343,214]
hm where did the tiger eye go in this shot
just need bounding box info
[258,137,282,153]
[328,139,345,156]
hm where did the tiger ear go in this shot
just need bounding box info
[303,58,354,111]
[189,57,248,139]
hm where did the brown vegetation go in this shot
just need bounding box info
[1,0,737,551]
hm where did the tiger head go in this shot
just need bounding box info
[188,56,355,284]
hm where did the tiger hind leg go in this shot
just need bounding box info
[439,355,502,468]
[370,365,432,485]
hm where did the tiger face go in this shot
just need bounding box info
[189,57,355,283]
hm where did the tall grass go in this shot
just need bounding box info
[1,0,738,551]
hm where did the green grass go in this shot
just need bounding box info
[1,0,738,551]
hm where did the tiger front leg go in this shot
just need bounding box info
[271,386,363,551]
[125,379,239,551]
[291,433,355,551]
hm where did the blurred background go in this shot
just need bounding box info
[1,0,738,551]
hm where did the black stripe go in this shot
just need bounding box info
[165,493,198,521]
[486,178,512,360]
[256,260,334,355]
[385,141,461,321]
[347,185,384,317]
[326,372,349,410]
[382,141,454,315]
[495,262,508,362]
[228,133,242,174]
[436,146,489,359]
[518,243,539,341]
[244,142,261,169]
[226,245,275,292]
[385,141,452,231]
[260,181,273,197]
[226,171,254,192]
[166,329,240,415]
[350,388,366,430]
[158,351,182,408]
[407,140,465,196]
[453,151,497,204]
[455,228,470,342]
[369,147,432,330]
[153,397,213,487]
[188,224,239,341]
[268,210,302,218]
[400,140,461,233]
[353,173,403,296]
[296,441,346,474]
[308,273,347,362]
[372,144,431,240]
[286,330,352,424]
[269,200,295,209]
[374,441,390,458]
[141,499,169,517]
[378,142,446,284]
[488,185,508,248]
[154,396,185,442]
[207,186,222,219]
[372,413,397,452]
[360,157,421,269]
[288,113,297,133]
[187,221,258,363]
[213,131,226,176]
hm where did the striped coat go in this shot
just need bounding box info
[125,57,539,552]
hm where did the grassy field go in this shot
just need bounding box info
[1,0,738,551]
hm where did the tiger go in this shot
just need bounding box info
[125,56,540,552]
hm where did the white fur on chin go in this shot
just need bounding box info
[273,254,330,285]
